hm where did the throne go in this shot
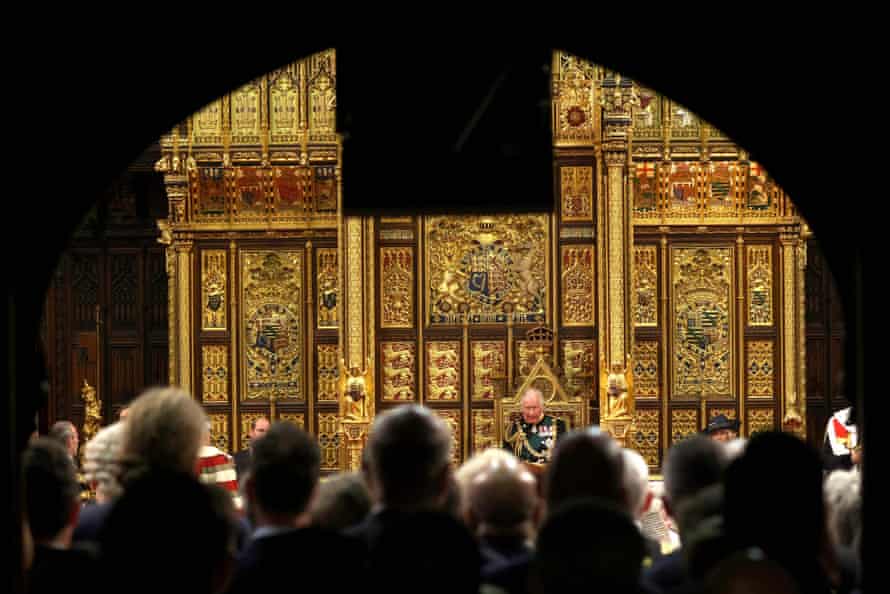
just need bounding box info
[494,326,589,455]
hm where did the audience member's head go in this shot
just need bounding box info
[705,547,802,594]
[22,438,81,547]
[723,432,826,586]
[723,436,748,461]
[705,414,740,443]
[118,406,130,421]
[535,498,645,594]
[248,416,270,446]
[120,386,207,480]
[545,427,625,512]
[82,422,125,503]
[661,434,729,532]
[99,471,237,594]
[247,422,320,527]
[454,448,517,520]
[621,448,652,520]
[465,454,540,542]
[823,469,861,552]
[365,405,452,510]
[308,471,371,531]
[49,421,79,459]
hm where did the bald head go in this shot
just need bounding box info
[466,455,539,536]
[546,427,626,511]
[621,448,651,519]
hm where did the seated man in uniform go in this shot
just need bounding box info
[503,387,567,464]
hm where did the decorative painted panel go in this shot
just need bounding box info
[202,345,228,403]
[671,409,699,443]
[278,413,305,430]
[427,215,549,325]
[271,166,312,218]
[748,408,775,436]
[308,50,336,143]
[669,162,699,214]
[230,167,267,221]
[435,409,462,466]
[472,410,496,453]
[707,161,735,212]
[747,341,775,399]
[317,249,339,329]
[201,250,227,331]
[631,409,660,468]
[230,80,262,145]
[632,341,659,398]
[193,167,227,220]
[427,341,460,401]
[747,245,773,327]
[562,340,596,400]
[318,413,341,471]
[269,64,302,144]
[381,342,415,401]
[553,51,597,145]
[633,86,661,133]
[471,341,506,401]
[561,246,595,326]
[208,413,230,454]
[241,251,303,401]
[317,344,340,402]
[314,166,337,212]
[560,166,594,222]
[672,247,733,399]
[746,162,771,211]
[240,413,268,451]
[634,245,658,327]
[632,161,658,214]
[381,247,414,329]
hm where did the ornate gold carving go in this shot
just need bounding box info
[201,251,227,331]
[710,408,737,422]
[318,413,341,471]
[202,345,229,403]
[80,380,102,444]
[434,409,462,466]
[241,251,303,401]
[338,357,373,421]
[240,413,267,451]
[632,341,659,398]
[278,413,305,429]
[632,86,661,135]
[783,242,802,426]
[748,408,775,435]
[472,409,496,453]
[747,245,773,327]
[317,345,340,402]
[427,341,460,401]
[231,79,262,145]
[634,245,658,327]
[177,245,193,392]
[747,341,774,398]
[269,63,301,144]
[553,51,597,146]
[379,229,414,241]
[671,409,699,443]
[208,413,229,453]
[472,341,506,400]
[561,246,595,326]
[347,218,363,366]
[630,409,660,468]
[608,166,626,363]
[193,100,223,145]
[672,247,733,399]
[516,340,537,384]
[381,342,415,401]
[427,215,549,325]
[381,247,414,329]
[308,50,336,143]
[562,340,596,400]
[317,249,338,329]
[601,354,634,420]
[670,101,700,138]
[560,166,594,221]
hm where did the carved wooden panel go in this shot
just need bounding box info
[634,245,658,327]
[748,408,775,436]
[208,413,230,454]
[317,249,338,329]
[317,344,340,402]
[381,342,415,401]
[147,251,168,333]
[560,166,594,222]
[110,347,139,406]
[434,409,462,466]
[381,247,414,329]
[747,245,773,327]
[318,413,341,471]
[471,341,506,401]
[427,341,460,401]
[202,345,229,403]
[148,346,168,387]
[230,79,262,145]
[561,246,595,326]
[670,409,699,444]
[308,50,336,143]
[201,251,227,331]
[553,51,597,146]
[109,254,139,331]
[747,341,774,399]
[709,408,737,423]
[631,409,660,468]
[472,409,496,453]
[269,63,302,144]
[632,341,659,398]
[278,413,305,430]
[562,340,596,400]
[193,99,223,145]
[71,253,100,330]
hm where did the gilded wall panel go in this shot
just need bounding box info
[241,251,303,401]
[669,162,699,215]
[314,166,337,213]
[318,413,341,471]
[632,162,658,215]
[269,64,302,144]
[747,341,774,398]
[516,341,537,383]
[562,340,596,400]
[381,247,414,329]
[634,245,658,327]
[427,215,549,325]
[632,86,662,136]
[230,167,267,222]
[472,410,496,453]
[278,413,305,429]
[552,51,597,146]
[748,408,776,435]
[672,247,733,399]
[631,409,660,468]
[346,218,363,365]
[427,341,460,401]
[560,166,594,222]
[317,344,340,402]
[201,250,227,331]
[208,413,230,454]
[317,249,339,329]
[562,246,595,326]
[472,341,506,401]
[671,409,699,443]
[271,166,313,219]
[710,408,737,423]
[381,342,415,401]
[231,80,262,145]
[202,345,228,403]
[670,102,700,138]
[747,245,773,327]
[434,409,462,466]
[308,50,336,143]
[632,341,659,398]
[240,413,268,451]
[707,162,736,213]
[746,162,773,212]
[193,100,223,145]
[192,167,227,221]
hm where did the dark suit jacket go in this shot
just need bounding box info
[72,502,113,544]
[232,449,251,481]
[28,544,98,594]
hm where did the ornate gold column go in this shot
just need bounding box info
[599,73,637,444]
[780,228,805,437]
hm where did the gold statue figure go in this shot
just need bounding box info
[339,356,373,421]
[601,354,633,420]
[81,379,103,444]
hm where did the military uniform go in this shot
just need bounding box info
[504,415,567,464]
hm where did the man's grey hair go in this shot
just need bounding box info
[49,421,76,445]
[621,448,650,518]
[521,387,544,405]
[662,435,730,506]
[83,422,126,502]
[824,469,862,550]
[121,386,207,477]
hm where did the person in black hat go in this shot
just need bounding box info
[705,414,740,442]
